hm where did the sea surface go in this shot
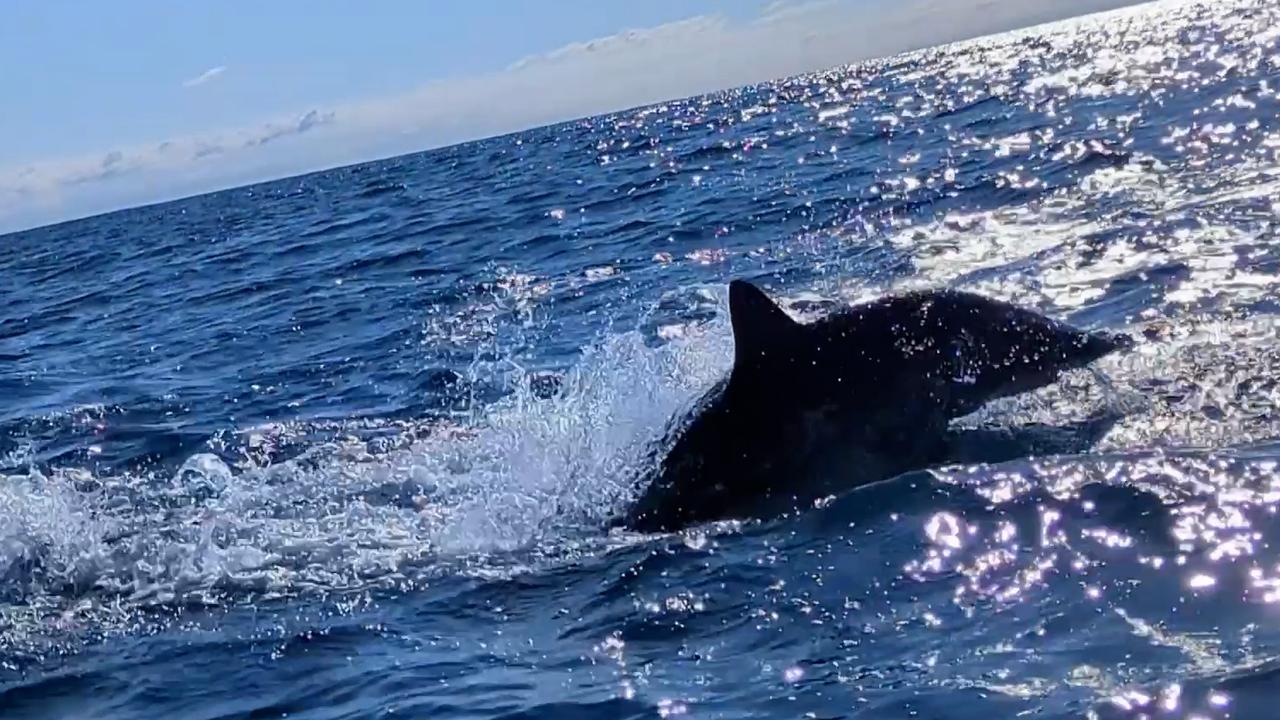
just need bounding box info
[4,1,1280,717]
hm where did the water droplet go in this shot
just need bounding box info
[1188,573,1216,589]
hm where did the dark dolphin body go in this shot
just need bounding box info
[621,280,1132,532]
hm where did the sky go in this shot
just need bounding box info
[0,0,1153,235]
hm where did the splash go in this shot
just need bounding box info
[417,314,733,553]
[0,292,736,655]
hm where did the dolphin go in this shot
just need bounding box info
[620,279,1132,532]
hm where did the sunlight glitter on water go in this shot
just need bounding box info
[5,1,1280,717]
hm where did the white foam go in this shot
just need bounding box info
[0,294,736,623]
[418,317,733,553]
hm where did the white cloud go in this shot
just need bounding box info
[1,0,1154,234]
[181,65,226,88]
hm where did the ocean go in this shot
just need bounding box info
[4,1,1280,717]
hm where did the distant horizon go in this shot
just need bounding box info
[1,0,1157,237]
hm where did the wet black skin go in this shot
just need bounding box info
[621,280,1132,533]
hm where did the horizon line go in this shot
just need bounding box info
[0,1,1155,239]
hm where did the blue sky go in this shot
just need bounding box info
[0,0,1150,234]
[0,1,774,168]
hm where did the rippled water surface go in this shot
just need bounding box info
[5,1,1280,717]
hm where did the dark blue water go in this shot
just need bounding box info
[5,1,1280,717]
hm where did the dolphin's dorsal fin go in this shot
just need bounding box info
[729,280,802,367]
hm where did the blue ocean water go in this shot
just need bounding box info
[5,1,1280,717]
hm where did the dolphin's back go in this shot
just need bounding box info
[620,281,1131,533]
